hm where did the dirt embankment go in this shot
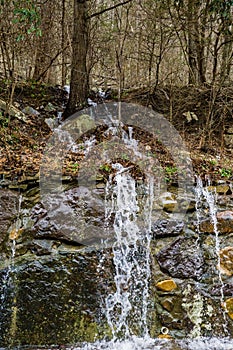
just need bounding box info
[0,82,232,184]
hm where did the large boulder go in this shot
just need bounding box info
[30,186,108,248]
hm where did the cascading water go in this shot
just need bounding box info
[194,177,228,336]
[104,164,153,340]
[0,193,22,345]
[1,194,22,301]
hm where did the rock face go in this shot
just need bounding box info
[0,251,113,346]
[30,186,107,247]
[156,237,205,280]
[224,127,233,148]
[219,246,233,276]
[151,219,184,238]
[200,210,233,234]
[0,190,19,246]
[226,298,233,319]
[1,180,233,346]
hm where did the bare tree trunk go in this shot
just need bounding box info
[33,2,53,82]
[0,30,13,78]
[212,31,221,84]
[220,18,233,82]
[63,0,89,119]
[62,0,66,86]
[187,0,199,84]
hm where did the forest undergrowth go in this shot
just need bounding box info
[0,81,232,184]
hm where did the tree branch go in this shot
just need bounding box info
[35,44,70,82]
[87,0,133,20]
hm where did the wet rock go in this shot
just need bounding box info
[208,185,230,194]
[0,99,26,120]
[156,237,205,280]
[181,283,228,337]
[161,298,174,312]
[0,190,19,245]
[9,227,24,240]
[158,333,173,339]
[199,210,233,234]
[159,192,177,212]
[8,183,28,191]
[210,283,233,296]
[217,210,233,221]
[199,220,213,233]
[29,239,55,255]
[23,187,40,207]
[151,219,184,238]
[44,102,57,112]
[45,117,58,130]
[0,250,113,346]
[22,106,40,116]
[217,195,233,207]
[178,197,196,212]
[156,279,177,292]
[162,200,177,212]
[219,246,233,276]
[30,186,110,247]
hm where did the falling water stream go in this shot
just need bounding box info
[1,194,22,301]
[0,193,22,346]
[104,164,153,340]
[195,177,228,335]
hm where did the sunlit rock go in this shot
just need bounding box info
[208,185,230,194]
[156,279,177,292]
[9,227,24,240]
[219,246,233,276]
[199,210,233,234]
[225,298,233,319]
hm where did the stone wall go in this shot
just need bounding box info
[0,181,233,346]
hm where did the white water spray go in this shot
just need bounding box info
[104,163,153,340]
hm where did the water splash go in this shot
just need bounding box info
[69,337,233,350]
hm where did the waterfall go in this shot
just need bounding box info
[0,193,22,345]
[104,164,154,341]
[195,177,228,335]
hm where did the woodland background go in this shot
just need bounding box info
[0,0,233,180]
